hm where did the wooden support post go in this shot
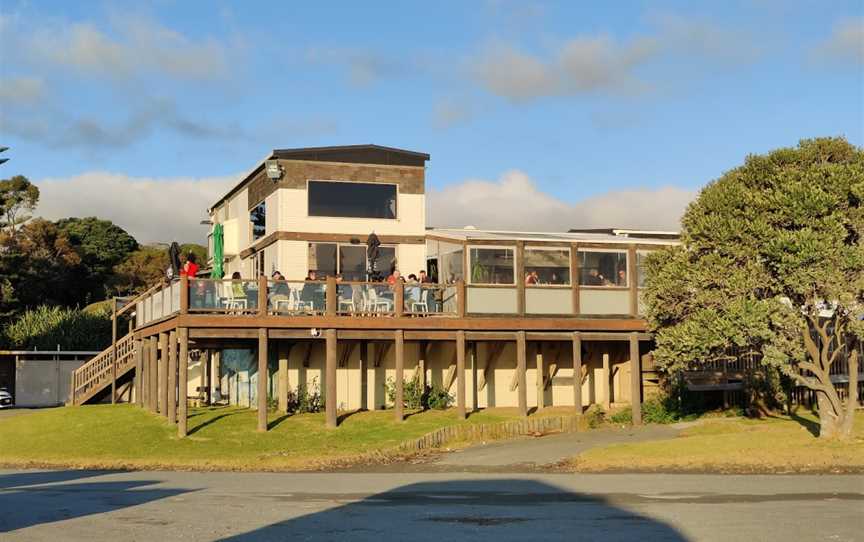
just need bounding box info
[394,330,404,422]
[325,276,337,317]
[180,275,189,315]
[602,353,611,411]
[516,331,528,417]
[258,275,268,317]
[573,332,583,415]
[167,330,178,424]
[470,341,478,412]
[571,243,580,314]
[134,339,143,407]
[456,279,466,317]
[278,342,289,414]
[325,329,337,428]
[418,341,427,391]
[535,343,544,409]
[394,281,404,317]
[178,328,189,437]
[158,332,168,417]
[257,328,268,432]
[630,333,642,425]
[456,330,466,419]
[628,245,638,316]
[149,337,158,413]
[111,297,117,404]
[359,340,368,410]
[516,240,526,316]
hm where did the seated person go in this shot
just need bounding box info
[405,274,421,308]
[584,269,604,286]
[616,269,627,286]
[300,271,320,309]
[269,271,290,310]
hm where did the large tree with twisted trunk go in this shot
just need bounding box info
[643,137,863,439]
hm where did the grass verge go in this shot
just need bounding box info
[0,404,572,471]
[564,410,864,474]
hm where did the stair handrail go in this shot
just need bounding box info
[71,332,135,404]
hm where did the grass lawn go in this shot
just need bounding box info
[566,411,864,474]
[0,404,571,471]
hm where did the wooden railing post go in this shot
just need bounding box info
[180,274,189,315]
[394,281,404,317]
[325,276,337,317]
[111,297,117,404]
[456,279,466,318]
[258,275,268,317]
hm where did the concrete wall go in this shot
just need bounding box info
[14,358,86,407]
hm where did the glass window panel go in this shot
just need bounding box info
[438,242,463,283]
[579,251,628,287]
[339,245,366,281]
[250,201,266,241]
[308,243,337,277]
[378,246,396,276]
[469,247,515,285]
[637,252,649,288]
[525,248,570,285]
[308,181,397,219]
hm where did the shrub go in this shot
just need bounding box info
[384,377,453,410]
[3,305,111,350]
[584,405,606,428]
[641,396,679,424]
[285,378,323,414]
[609,408,633,425]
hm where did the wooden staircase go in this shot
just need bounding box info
[69,332,136,405]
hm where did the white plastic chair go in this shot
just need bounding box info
[411,288,429,313]
[368,287,392,313]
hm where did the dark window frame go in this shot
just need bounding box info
[307,180,398,220]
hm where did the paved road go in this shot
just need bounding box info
[1,470,861,541]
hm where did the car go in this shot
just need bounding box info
[0,388,13,408]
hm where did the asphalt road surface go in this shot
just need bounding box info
[1,470,861,541]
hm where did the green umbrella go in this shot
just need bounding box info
[212,223,224,279]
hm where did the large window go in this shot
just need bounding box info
[469,247,515,285]
[308,242,397,279]
[525,248,570,285]
[636,251,651,287]
[250,201,266,241]
[308,180,397,219]
[579,250,628,287]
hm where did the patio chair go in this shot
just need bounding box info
[411,288,429,313]
[368,287,392,313]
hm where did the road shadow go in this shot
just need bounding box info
[0,470,191,533]
[217,479,688,541]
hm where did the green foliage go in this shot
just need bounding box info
[641,397,680,424]
[56,217,138,300]
[0,175,39,232]
[584,405,607,428]
[285,378,323,414]
[112,243,208,295]
[609,408,633,425]
[643,138,863,435]
[385,377,453,410]
[3,305,111,350]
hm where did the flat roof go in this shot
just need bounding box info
[427,227,679,245]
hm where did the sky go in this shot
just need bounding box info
[1,0,862,243]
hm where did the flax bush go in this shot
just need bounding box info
[3,305,111,350]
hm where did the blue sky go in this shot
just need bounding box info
[1,1,862,242]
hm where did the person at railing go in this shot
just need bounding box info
[584,268,605,286]
[269,271,290,311]
[419,270,432,284]
[405,274,421,309]
[525,271,539,285]
[616,269,627,287]
[180,252,199,278]
[301,270,322,311]
[230,271,246,298]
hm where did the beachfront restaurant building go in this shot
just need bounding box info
[69,145,679,435]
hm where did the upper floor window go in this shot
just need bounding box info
[525,248,570,285]
[469,247,515,285]
[579,250,628,287]
[308,181,397,219]
[250,201,266,241]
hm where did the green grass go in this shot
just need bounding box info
[0,405,565,471]
[567,411,864,474]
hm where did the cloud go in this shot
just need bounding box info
[24,16,230,81]
[34,172,239,243]
[812,16,864,66]
[305,47,408,86]
[472,16,756,101]
[0,76,44,105]
[427,170,694,231]
[1,98,244,150]
[432,98,475,129]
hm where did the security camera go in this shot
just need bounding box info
[310,328,320,338]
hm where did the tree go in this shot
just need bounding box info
[644,137,863,439]
[55,217,139,302]
[0,175,39,234]
[111,243,208,296]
